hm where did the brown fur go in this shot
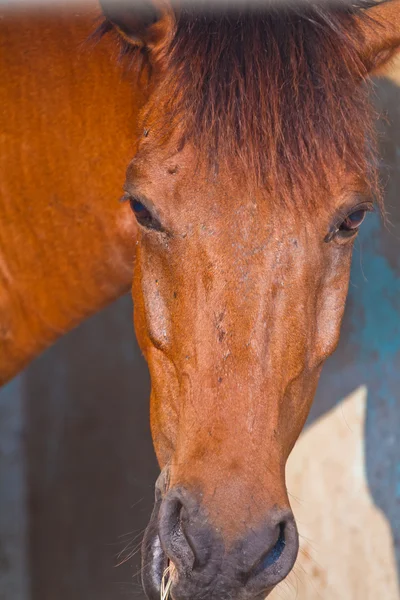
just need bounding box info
[0,4,143,384]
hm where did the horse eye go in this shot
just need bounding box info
[325,204,373,243]
[338,208,367,235]
[129,197,162,231]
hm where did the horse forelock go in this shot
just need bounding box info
[99,1,383,205]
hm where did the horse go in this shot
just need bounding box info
[98,2,400,599]
[2,1,400,599]
[0,2,143,384]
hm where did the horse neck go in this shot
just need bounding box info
[0,5,140,384]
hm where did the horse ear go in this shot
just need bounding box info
[99,0,174,49]
[359,0,400,76]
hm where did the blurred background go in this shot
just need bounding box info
[0,8,399,600]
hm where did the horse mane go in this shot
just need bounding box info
[96,1,382,203]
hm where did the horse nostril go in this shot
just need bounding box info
[158,489,196,576]
[251,521,286,577]
[242,512,299,592]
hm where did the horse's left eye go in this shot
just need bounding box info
[325,204,373,243]
[128,197,162,231]
[338,209,367,233]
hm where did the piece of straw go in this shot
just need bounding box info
[160,562,176,600]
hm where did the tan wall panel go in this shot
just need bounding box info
[270,388,399,600]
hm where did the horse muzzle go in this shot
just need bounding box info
[141,470,299,600]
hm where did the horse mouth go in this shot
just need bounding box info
[141,525,168,600]
[141,470,170,600]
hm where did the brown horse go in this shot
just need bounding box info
[98,2,400,599]
[2,1,400,599]
[0,2,143,384]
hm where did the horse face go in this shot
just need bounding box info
[101,1,400,598]
[125,137,359,599]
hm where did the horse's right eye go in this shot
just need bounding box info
[128,197,162,231]
[131,198,149,216]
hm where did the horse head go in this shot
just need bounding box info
[101,2,400,598]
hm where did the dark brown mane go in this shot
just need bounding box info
[98,2,382,202]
